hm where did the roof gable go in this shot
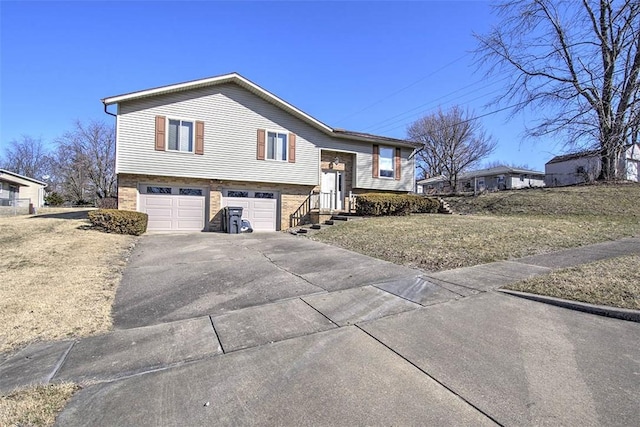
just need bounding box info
[0,169,47,187]
[460,166,545,179]
[102,73,418,148]
[546,149,600,164]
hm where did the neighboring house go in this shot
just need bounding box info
[416,166,545,194]
[545,144,640,187]
[102,73,418,232]
[0,169,47,208]
[415,175,450,194]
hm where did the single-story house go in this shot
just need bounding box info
[415,175,450,194]
[545,144,640,187]
[102,73,419,232]
[416,166,545,194]
[0,169,47,208]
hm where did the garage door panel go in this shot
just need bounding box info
[140,190,206,232]
[222,195,277,232]
[226,200,250,209]
[144,197,173,207]
[176,219,205,229]
[177,210,203,219]
[177,198,204,208]
[147,219,173,229]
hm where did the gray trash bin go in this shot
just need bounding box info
[225,206,243,234]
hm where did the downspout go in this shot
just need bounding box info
[103,102,117,117]
[103,101,117,201]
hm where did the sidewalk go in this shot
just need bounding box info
[1,235,639,425]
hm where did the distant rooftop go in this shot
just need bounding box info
[546,149,600,164]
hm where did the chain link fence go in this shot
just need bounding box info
[0,198,32,216]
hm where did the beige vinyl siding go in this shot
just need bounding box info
[116,83,415,192]
[117,84,319,186]
[318,137,415,191]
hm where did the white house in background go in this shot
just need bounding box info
[416,166,545,194]
[416,175,449,194]
[0,169,47,208]
[102,73,418,232]
[545,144,640,187]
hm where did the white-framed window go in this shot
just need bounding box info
[223,189,277,199]
[267,131,287,161]
[379,146,394,178]
[140,185,205,196]
[147,186,172,194]
[179,188,203,196]
[167,118,194,152]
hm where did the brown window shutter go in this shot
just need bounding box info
[257,129,266,160]
[155,116,166,151]
[395,147,401,180]
[372,145,379,178]
[195,121,204,155]
[288,133,296,163]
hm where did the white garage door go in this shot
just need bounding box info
[139,185,206,231]
[221,189,278,232]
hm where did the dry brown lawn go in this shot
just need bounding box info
[312,214,640,272]
[0,383,78,427]
[313,184,640,310]
[0,209,137,426]
[506,254,640,310]
[0,209,137,354]
[443,182,640,216]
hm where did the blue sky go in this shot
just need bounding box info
[1,1,564,171]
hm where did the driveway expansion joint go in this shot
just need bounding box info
[47,340,75,383]
[354,324,504,427]
[423,275,489,293]
[371,282,428,307]
[255,248,319,288]
[208,315,226,354]
[298,297,341,327]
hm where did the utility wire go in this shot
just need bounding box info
[333,54,469,125]
[366,65,631,137]
[363,75,511,134]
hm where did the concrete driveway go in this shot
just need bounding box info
[113,232,429,329]
[2,233,638,425]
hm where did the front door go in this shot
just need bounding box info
[321,171,343,211]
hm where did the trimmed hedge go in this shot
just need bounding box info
[88,209,148,236]
[356,193,440,216]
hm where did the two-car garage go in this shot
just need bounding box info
[138,185,278,232]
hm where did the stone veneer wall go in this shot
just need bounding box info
[117,173,313,231]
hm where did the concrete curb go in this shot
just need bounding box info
[497,289,640,323]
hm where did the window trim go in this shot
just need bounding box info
[139,184,206,196]
[166,116,196,154]
[265,129,288,162]
[378,145,395,179]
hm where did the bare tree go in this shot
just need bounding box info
[54,120,116,202]
[407,105,498,189]
[482,160,533,170]
[1,136,52,179]
[476,0,640,180]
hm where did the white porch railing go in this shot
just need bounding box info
[319,191,337,211]
[316,191,358,213]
